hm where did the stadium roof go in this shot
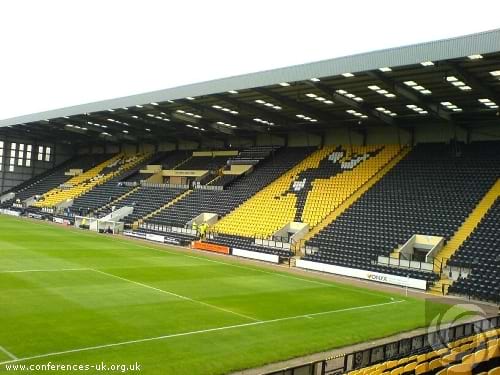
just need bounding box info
[1,28,499,144]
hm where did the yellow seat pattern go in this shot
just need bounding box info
[214,146,337,237]
[301,145,401,226]
[214,144,401,238]
[34,153,150,208]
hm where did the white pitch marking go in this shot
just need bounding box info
[0,346,18,360]
[90,269,260,322]
[0,300,405,366]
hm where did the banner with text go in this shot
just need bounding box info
[296,260,427,290]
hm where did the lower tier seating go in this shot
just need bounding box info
[209,233,293,257]
[208,174,239,187]
[70,182,135,214]
[448,197,500,303]
[348,325,500,375]
[303,142,500,282]
[102,187,186,224]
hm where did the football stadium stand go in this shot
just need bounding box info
[301,142,500,285]
[2,28,500,375]
[214,144,403,237]
[343,321,500,375]
[176,154,229,170]
[144,147,315,228]
[100,186,186,225]
[5,154,110,202]
[1,141,499,302]
[448,196,500,302]
[1,29,500,311]
[69,151,181,213]
[70,181,136,214]
[33,153,149,208]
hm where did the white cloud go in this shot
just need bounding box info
[0,0,499,121]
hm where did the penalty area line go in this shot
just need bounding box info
[0,346,18,361]
[90,268,260,323]
[0,300,405,366]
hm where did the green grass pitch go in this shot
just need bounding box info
[0,215,465,374]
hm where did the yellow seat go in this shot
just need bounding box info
[446,363,472,375]
[397,358,408,366]
[415,362,428,375]
[473,348,488,364]
[390,366,403,375]
[442,353,457,365]
[376,364,387,371]
[403,362,416,373]
[385,360,398,370]
[429,358,443,371]
[426,351,439,361]
[416,354,427,363]
[461,354,473,364]
[437,348,449,357]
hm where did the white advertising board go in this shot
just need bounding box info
[296,260,427,290]
[0,209,21,217]
[145,233,165,243]
[232,248,280,263]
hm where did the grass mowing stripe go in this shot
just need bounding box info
[101,236,392,300]
[9,216,393,301]
[0,300,405,366]
[0,346,18,360]
[0,268,90,274]
[91,269,260,322]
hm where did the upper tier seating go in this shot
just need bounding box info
[448,197,500,303]
[303,142,500,283]
[177,155,229,170]
[145,147,315,228]
[208,146,283,188]
[228,146,279,165]
[124,151,191,182]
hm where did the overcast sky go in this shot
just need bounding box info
[0,0,499,121]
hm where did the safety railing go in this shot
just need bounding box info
[140,182,190,189]
[265,315,500,375]
[254,233,293,251]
